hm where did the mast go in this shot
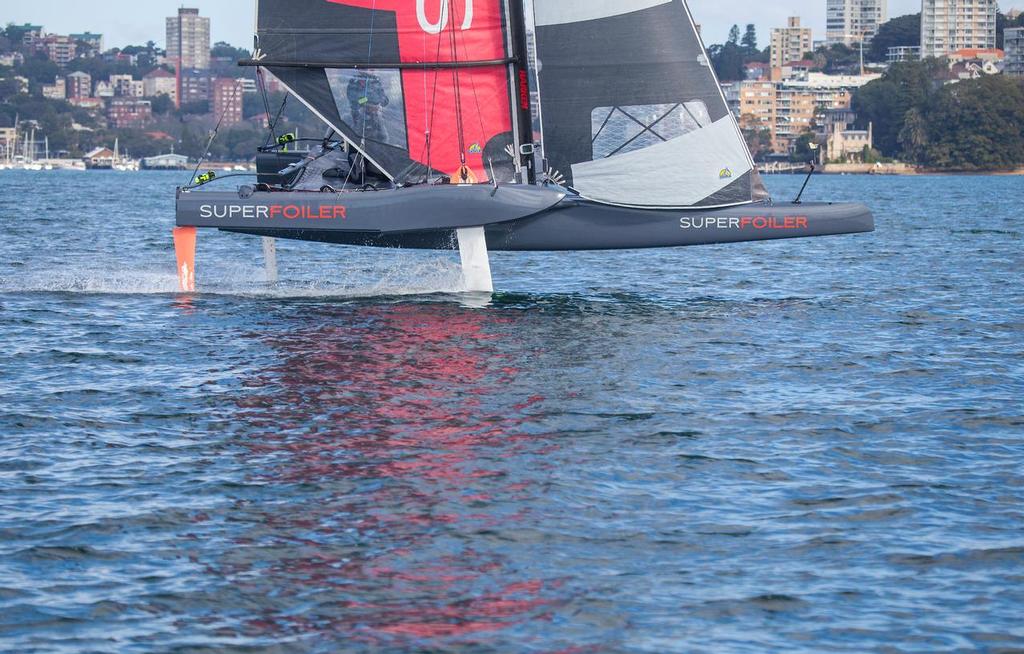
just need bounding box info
[506,0,536,184]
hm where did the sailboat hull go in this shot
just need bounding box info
[179,187,873,251]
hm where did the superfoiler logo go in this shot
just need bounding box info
[199,205,347,220]
[680,215,809,230]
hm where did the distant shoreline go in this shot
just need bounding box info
[761,163,1024,176]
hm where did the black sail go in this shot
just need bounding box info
[531,0,769,208]
[254,0,524,183]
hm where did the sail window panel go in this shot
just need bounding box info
[327,69,409,151]
[591,101,710,160]
[571,116,754,208]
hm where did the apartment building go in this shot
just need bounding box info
[920,0,997,58]
[212,78,244,126]
[826,0,888,46]
[771,17,814,69]
[64,71,92,99]
[1006,27,1024,77]
[166,8,211,70]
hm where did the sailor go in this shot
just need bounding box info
[347,72,390,144]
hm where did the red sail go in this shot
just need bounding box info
[327,0,513,181]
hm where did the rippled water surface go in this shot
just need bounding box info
[1,171,1022,653]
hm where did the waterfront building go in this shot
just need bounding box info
[921,0,997,58]
[65,71,92,99]
[822,109,873,162]
[212,78,245,126]
[142,153,190,170]
[732,71,873,154]
[83,147,115,169]
[1004,28,1024,77]
[826,0,888,46]
[166,8,211,70]
[771,17,814,70]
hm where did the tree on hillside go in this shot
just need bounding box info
[707,25,749,81]
[909,76,1024,170]
[812,43,862,74]
[741,25,758,55]
[708,42,746,81]
[851,59,942,156]
[997,11,1024,49]
[18,53,60,85]
[868,13,921,62]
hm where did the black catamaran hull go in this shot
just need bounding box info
[176,187,874,252]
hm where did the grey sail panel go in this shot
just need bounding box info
[531,0,769,208]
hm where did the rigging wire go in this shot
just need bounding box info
[423,9,449,184]
[452,12,493,179]
[187,103,228,187]
[447,3,469,176]
[256,67,277,147]
[346,0,379,189]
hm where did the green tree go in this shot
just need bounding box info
[708,42,746,81]
[150,94,175,115]
[741,24,758,55]
[179,124,205,160]
[19,52,60,85]
[816,43,861,74]
[915,76,1024,170]
[851,59,942,156]
[997,11,1024,49]
[868,14,921,62]
[898,107,928,162]
[790,132,819,163]
[728,24,740,45]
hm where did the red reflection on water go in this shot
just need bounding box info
[222,302,563,646]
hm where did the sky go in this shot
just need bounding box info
[4,0,1022,51]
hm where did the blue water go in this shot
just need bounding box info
[1,170,1022,653]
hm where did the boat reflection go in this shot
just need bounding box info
[223,301,562,646]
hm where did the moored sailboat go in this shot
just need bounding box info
[174,0,874,292]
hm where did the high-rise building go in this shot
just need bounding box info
[920,0,997,59]
[212,78,244,126]
[166,8,211,70]
[826,0,888,46]
[771,17,814,69]
[1005,27,1024,77]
